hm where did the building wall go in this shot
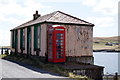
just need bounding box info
[45,24,93,64]
[40,24,47,56]
[65,25,93,57]
[46,24,93,57]
[23,28,27,54]
[31,26,35,55]
[10,23,93,63]
[17,29,21,53]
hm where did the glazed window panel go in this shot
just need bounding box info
[12,31,15,48]
[34,25,41,49]
[57,36,63,39]
[56,33,63,36]
[20,28,25,49]
[56,43,63,45]
[56,45,63,49]
[55,29,64,31]
[56,40,63,42]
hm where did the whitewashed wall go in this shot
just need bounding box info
[39,24,47,56]
[23,28,27,54]
[17,29,20,53]
[64,25,93,57]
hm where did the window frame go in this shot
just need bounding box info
[20,28,25,49]
[34,24,41,51]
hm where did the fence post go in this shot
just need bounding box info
[1,47,3,55]
[114,72,118,80]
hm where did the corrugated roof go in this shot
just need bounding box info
[11,11,94,30]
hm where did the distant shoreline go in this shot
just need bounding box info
[93,49,120,52]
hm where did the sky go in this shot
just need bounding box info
[0,0,118,46]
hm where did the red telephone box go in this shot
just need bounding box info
[48,25,66,63]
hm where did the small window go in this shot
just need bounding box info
[57,55,63,58]
[56,45,63,49]
[57,49,64,52]
[57,33,63,36]
[34,25,41,49]
[57,36,63,39]
[56,40,63,42]
[55,29,64,31]
[20,28,25,49]
[56,43,63,45]
[12,30,15,48]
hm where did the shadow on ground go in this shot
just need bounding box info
[2,56,62,77]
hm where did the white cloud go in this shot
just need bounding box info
[81,0,97,6]
[0,0,51,25]
[81,0,118,15]
[0,0,51,46]
[94,0,118,15]
[86,16,114,27]
[0,29,10,46]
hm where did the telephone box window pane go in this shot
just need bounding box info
[57,52,63,55]
[56,43,63,45]
[56,40,63,42]
[57,55,63,58]
[57,45,63,48]
[57,33,63,36]
[57,36,63,39]
[55,29,64,31]
[57,49,64,52]
[48,52,52,59]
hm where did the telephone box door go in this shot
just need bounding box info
[48,26,66,63]
[54,27,66,62]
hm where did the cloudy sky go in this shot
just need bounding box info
[0,0,118,46]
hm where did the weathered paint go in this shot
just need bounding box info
[11,23,93,56]
[17,29,21,53]
[23,28,27,54]
[46,24,93,57]
[40,24,47,56]
[31,26,35,55]
[11,23,93,64]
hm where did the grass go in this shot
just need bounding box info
[93,43,119,51]
[0,54,8,58]
[68,72,93,80]
[93,36,120,51]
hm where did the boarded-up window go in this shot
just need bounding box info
[12,31,15,48]
[11,30,18,48]
[14,30,18,49]
[20,28,25,49]
[34,24,41,50]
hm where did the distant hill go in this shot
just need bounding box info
[0,46,11,48]
[93,36,120,43]
[93,36,120,51]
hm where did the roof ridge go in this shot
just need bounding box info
[11,11,94,30]
[46,11,59,21]
[55,11,94,25]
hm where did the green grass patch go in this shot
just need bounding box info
[93,43,120,51]
[0,54,8,58]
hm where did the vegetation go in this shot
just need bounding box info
[0,54,8,58]
[1,54,91,80]
[93,36,120,51]
[0,46,11,48]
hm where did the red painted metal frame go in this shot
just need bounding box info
[48,26,66,63]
